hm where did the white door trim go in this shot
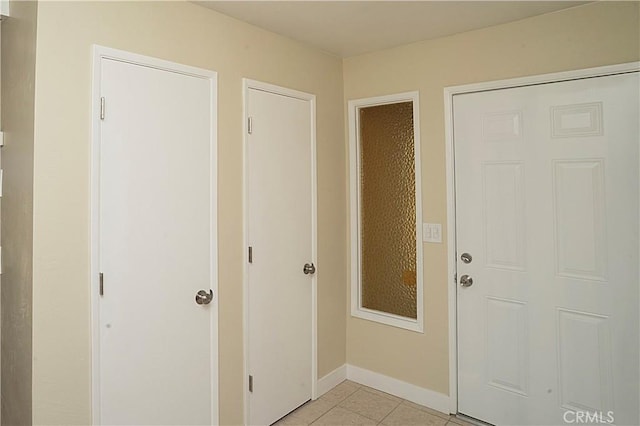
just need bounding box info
[443,61,640,414]
[242,79,318,425]
[90,45,219,425]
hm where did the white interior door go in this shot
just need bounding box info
[455,72,639,425]
[246,85,315,426]
[97,54,218,425]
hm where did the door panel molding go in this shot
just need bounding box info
[90,45,218,425]
[443,61,640,415]
[242,79,318,425]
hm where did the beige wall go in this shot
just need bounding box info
[30,2,346,424]
[1,1,38,424]
[23,0,640,424]
[343,1,640,395]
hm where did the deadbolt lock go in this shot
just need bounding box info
[461,253,472,264]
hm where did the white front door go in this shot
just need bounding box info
[455,72,639,425]
[96,54,218,425]
[246,85,316,426]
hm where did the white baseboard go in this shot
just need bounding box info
[346,364,451,415]
[316,363,451,415]
[316,364,348,397]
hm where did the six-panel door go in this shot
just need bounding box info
[455,72,639,425]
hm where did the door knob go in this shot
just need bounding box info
[459,275,473,287]
[303,263,316,275]
[195,289,214,305]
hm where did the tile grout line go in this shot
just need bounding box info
[358,386,401,403]
[377,401,403,426]
[337,395,401,424]
[340,387,403,425]
[282,380,463,426]
[308,382,362,425]
[400,399,454,422]
[316,384,403,425]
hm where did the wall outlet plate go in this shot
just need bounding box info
[423,223,442,243]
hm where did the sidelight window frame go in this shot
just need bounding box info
[348,91,424,333]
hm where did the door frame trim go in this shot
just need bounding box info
[241,79,318,425]
[90,45,219,425]
[443,61,640,415]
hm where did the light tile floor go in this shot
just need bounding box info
[274,381,474,426]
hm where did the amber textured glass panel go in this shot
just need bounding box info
[359,102,417,319]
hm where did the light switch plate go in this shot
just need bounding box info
[423,223,442,243]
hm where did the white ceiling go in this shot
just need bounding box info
[197,1,589,57]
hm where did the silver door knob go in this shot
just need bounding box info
[303,263,316,275]
[195,289,213,305]
[459,275,473,287]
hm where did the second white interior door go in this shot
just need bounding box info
[246,85,316,426]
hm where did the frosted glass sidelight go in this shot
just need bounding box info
[359,102,417,319]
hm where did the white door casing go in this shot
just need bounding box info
[91,46,218,425]
[243,81,318,426]
[452,69,639,425]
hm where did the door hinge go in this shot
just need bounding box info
[99,272,104,296]
[247,117,252,134]
[100,97,105,120]
[248,375,253,392]
[248,246,253,263]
